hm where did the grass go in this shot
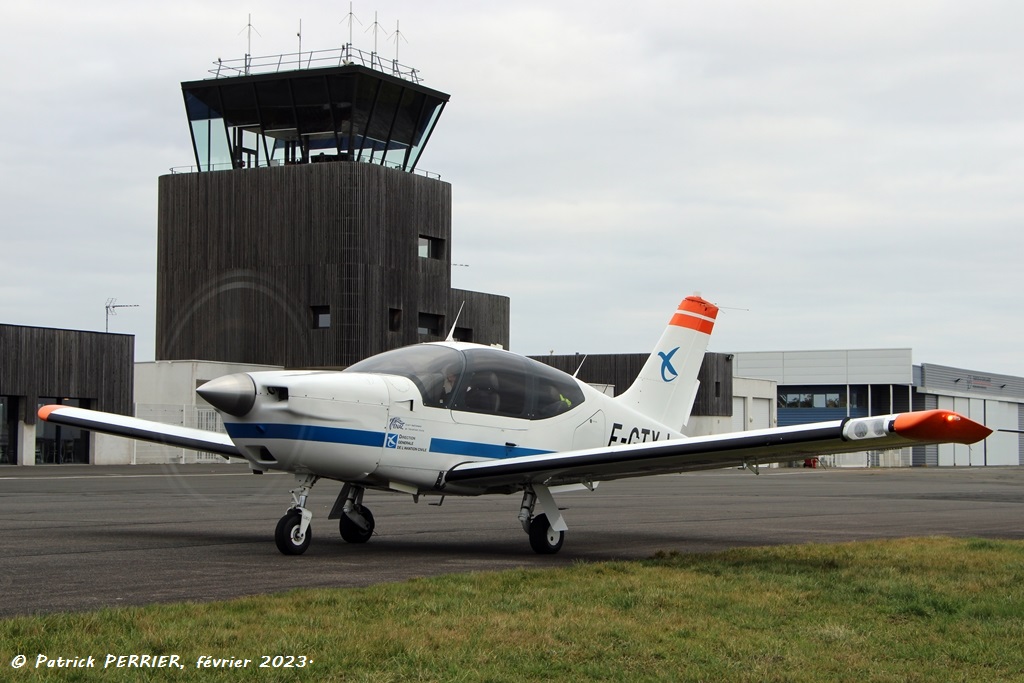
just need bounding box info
[3,537,1024,681]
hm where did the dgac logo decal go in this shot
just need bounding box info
[658,347,680,382]
[385,433,399,449]
[388,417,406,430]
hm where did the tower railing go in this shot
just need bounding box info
[209,44,422,83]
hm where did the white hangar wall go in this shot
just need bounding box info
[915,363,1024,467]
[133,360,281,464]
[732,349,1024,468]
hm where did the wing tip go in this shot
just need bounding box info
[37,404,63,421]
[893,409,992,444]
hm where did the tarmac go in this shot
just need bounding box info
[1,463,1022,617]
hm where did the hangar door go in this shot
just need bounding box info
[937,396,986,466]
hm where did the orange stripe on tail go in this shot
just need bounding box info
[670,295,719,334]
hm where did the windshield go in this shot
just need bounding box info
[345,344,585,419]
[344,345,466,407]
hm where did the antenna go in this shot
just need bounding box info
[238,13,262,74]
[297,19,302,67]
[573,355,589,379]
[366,11,388,55]
[341,1,361,47]
[445,302,466,342]
[105,298,139,333]
[390,19,408,63]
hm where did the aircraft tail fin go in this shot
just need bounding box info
[616,295,719,428]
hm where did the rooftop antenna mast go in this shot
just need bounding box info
[297,19,302,68]
[341,1,361,47]
[105,298,138,333]
[366,11,388,57]
[238,13,261,74]
[390,19,408,63]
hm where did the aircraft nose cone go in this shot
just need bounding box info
[196,374,257,417]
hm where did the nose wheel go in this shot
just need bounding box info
[275,508,312,555]
[274,474,319,556]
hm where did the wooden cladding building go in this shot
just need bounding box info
[160,59,508,368]
[157,162,509,367]
[530,352,734,417]
[0,325,133,465]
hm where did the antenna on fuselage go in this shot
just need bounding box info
[445,302,466,342]
[573,355,588,378]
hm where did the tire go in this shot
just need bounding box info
[339,506,375,544]
[528,513,564,554]
[275,509,312,555]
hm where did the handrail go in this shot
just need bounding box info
[209,44,422,84]
[170,158,440,180]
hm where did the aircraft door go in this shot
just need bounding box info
[573,410,605,451]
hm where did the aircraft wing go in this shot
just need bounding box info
[443,410,991,492]
[38,405,242,458]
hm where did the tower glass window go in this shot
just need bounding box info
[181,54,449,173]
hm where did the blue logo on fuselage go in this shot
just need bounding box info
[658,347,680,382]
[385,433,399,449]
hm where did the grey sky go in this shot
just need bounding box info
[2,1,1022,376]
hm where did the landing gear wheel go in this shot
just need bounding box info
[275,509,312,555]
[528,513,564,554]
[339,506,375,544]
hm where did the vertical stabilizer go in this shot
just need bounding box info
[616,295,719,428]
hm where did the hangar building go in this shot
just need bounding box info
[0,325,133,465]
[732,349,1024,467]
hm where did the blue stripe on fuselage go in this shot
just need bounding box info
[223,423,552,459]
[225,423,385,448]
[429,438,551,459]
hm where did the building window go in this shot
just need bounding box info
[417,312,444,337]
[777,387,865,409]
[451,326,473,343]
[1,396,16,465]
[311,305,331,329]
[418,236,445,260]
[389,308,402,332]
[35,398,88,464]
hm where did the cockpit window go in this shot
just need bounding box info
[344,344,584,419]
[451,348,528,418]
[525,357,585,419]
[344,345,465,406]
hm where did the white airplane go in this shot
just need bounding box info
[39,295,992,555]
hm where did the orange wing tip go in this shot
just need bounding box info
[38,404,64,421]
[893,410,992,444]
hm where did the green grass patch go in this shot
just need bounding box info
[3,537,1024,681]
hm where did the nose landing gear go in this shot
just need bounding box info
[274,474,319,555]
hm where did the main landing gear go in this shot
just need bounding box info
[333,483,375,544]
[519,485,568,554]
[274,477,378,556]
[273,480,565,556]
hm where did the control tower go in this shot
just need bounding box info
[157,47,509,367]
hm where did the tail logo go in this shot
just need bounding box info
[658,347,680,382]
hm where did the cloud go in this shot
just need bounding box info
[1,0,1022,377]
